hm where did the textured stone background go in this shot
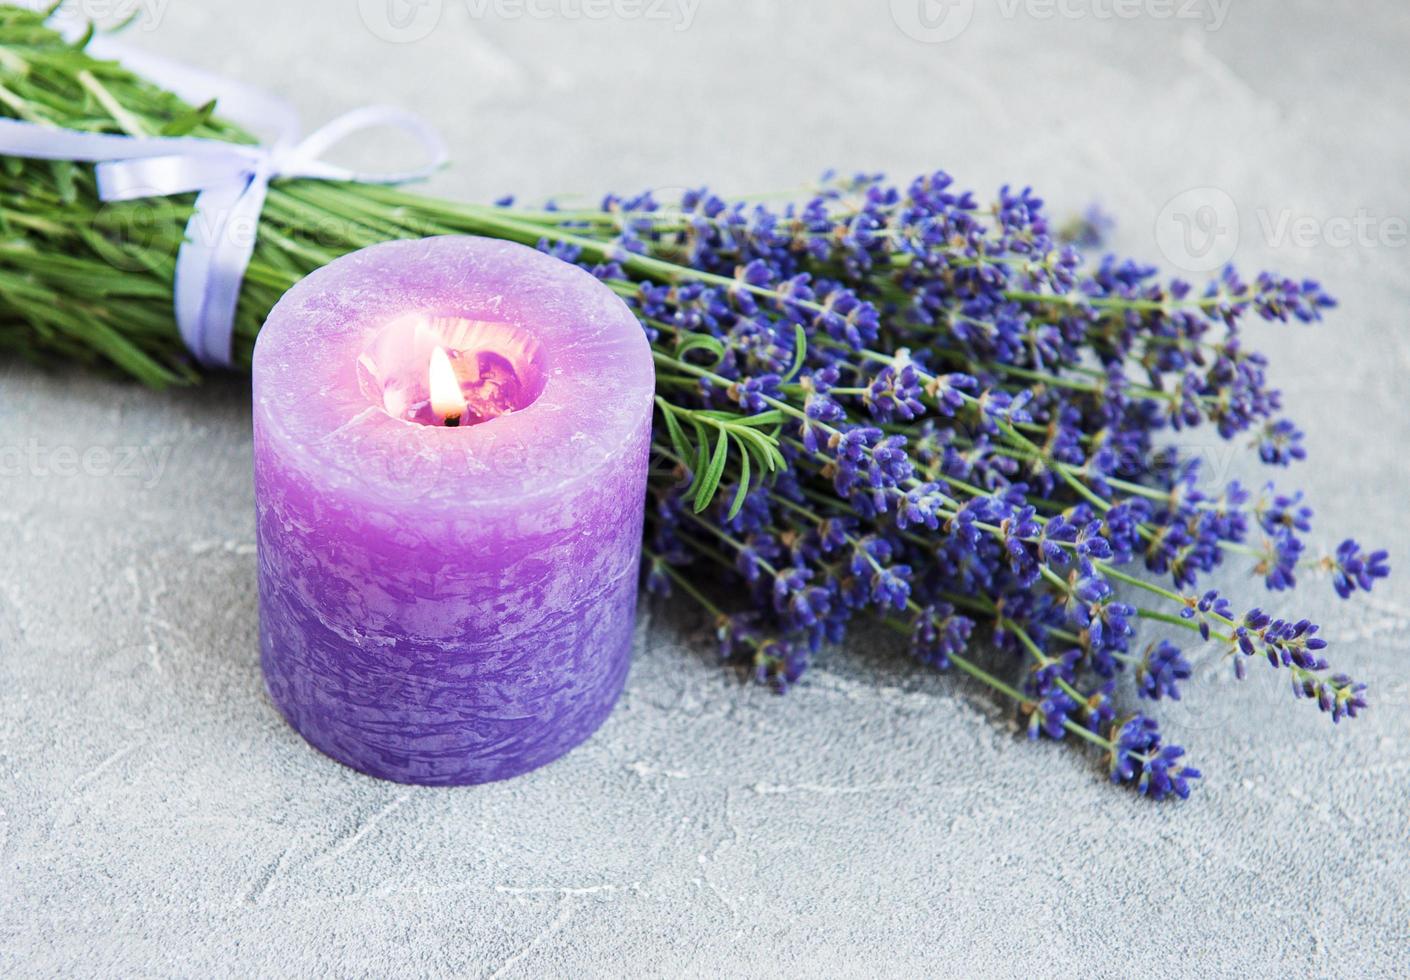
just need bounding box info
[3,1,1408,976]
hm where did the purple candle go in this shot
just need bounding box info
[252,236,653,785]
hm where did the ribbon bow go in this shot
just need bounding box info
[0,33,447,367]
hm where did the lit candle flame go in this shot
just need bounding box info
[428,346,468,425]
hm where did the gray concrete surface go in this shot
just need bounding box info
[3,1,1409,976]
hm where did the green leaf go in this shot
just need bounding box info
[691,419,711,489]
[693,426,730,513]
[729,426,784,472]
[655,398,695,470]
[714,409,784,428]
[159,98,216,137]
[49,160,75,204]
[675,331,725,366]
[726,444,752,520]
[783,323,807,382]
[110,8,144,34]
[71,20,95,51]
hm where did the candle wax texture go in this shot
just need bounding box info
[253,237,654,785]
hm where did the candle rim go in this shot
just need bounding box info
[252,236,654,507]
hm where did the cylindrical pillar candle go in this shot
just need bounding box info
[252,236,653,785]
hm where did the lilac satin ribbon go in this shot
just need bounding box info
[0,32,447,366]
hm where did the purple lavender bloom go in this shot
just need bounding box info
[1296,673,1368,723]
[606,167,1386,800]
[908,604,974,670]
[1107,716,1200,800]
[1181,589,1234,641]
[1028,686,1080,741]
[1059,202,1116,250]
[1331,539,1391,599]
[925,372,978,417]
[1258,487,1313,535]
[1262,531,1305,592]
[1257,419,1307,466]
[1137,642,1193,701]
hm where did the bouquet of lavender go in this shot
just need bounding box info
[0,9,1389,798]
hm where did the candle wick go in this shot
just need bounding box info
[444,414,462,428]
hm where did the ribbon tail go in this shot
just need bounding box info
[174,178,266,368]
[288,106,448,184]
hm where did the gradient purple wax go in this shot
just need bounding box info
[252,237,653,785]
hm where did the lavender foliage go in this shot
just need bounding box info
[523,172,1386,799]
